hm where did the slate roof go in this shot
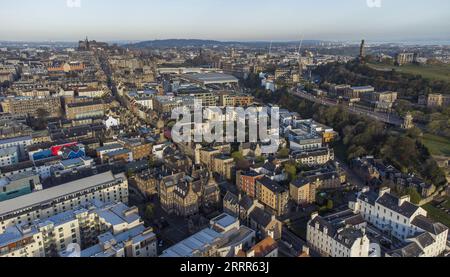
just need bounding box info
[310,212,367,249]
[411,232,436,249]
[335,228,365,249]
[223,192,254,212]
[310,215,336,233]
[358,190,379,206]
[239,170,263,178]
[376,193,420,218]
[238,195,255,211]
[388,242,424,257]
[257,177,286,193]
[343,214,366,227]
[411,215,448,235]
[223,191,238,206]
[249,207,274,228]
[291,178,310,188]
[262,162,276,173]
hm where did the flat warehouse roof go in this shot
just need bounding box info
[182,73,239,84]
[160,228,222,257]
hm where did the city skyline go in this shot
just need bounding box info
[1,1,450,261]
[1,0,450,42]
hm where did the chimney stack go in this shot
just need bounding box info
[398,195,411,206]
[378,187,391,198]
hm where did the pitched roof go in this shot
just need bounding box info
[238,195,255,211]
[257,177,286,193]
[249,207,275,227]
[223,191,238,206]
[291,178,310,188]
[249,237,278,257]
[334,228,365,249]
[389,242,424,257]
[309,216,336,237]
[376,193,420,218]
[411,232,436,249]
[411,215,448,235]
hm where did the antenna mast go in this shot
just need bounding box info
[268,40,273,57]
[297,34,304,56]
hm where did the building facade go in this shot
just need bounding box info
[307,212,370,257]
[256,177,289,216]
[1,97,62,118]
[0,172,128,233]
[290,178,316,205]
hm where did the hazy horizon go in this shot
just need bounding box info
[2,38,450,47]
[1,0,450,42]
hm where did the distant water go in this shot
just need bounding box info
[400,40,450,46]
[372,40,450,46]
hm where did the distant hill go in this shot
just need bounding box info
[124,39,324,49]
[126,39,223,48]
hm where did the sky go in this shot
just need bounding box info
[1,0,450,42]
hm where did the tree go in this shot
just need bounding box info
[284,163,297,181]
[145,204,155,219]
[148,158,159,168]
[255,156,266,164]
[232,151,245,162]
[31,108,51,130]
[126,169,135,178]
[395,100,414,117]
[277,148,289,159]
[406,127,423,139]
[263,83,448,188]
[326,200,334,210]
[232,150,251,170]
[243,73,261,89]
[407,188,422,205]
[36,108,50,120]
[347,145,368,160]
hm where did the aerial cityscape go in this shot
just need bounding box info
[1,0,450,263]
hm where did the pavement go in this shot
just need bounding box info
[151,202,191,248]
[281,226,306,253]
[336,158,366,188]
[126,180,191,253]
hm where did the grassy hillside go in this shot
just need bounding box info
[422,133,450,157]
[423,203,450,227]
[368,63,450,82]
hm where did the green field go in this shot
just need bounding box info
[423,203,450,228]
[422,133,450,157]
[368,63,450,82]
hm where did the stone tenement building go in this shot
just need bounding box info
[1,97,62,118]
